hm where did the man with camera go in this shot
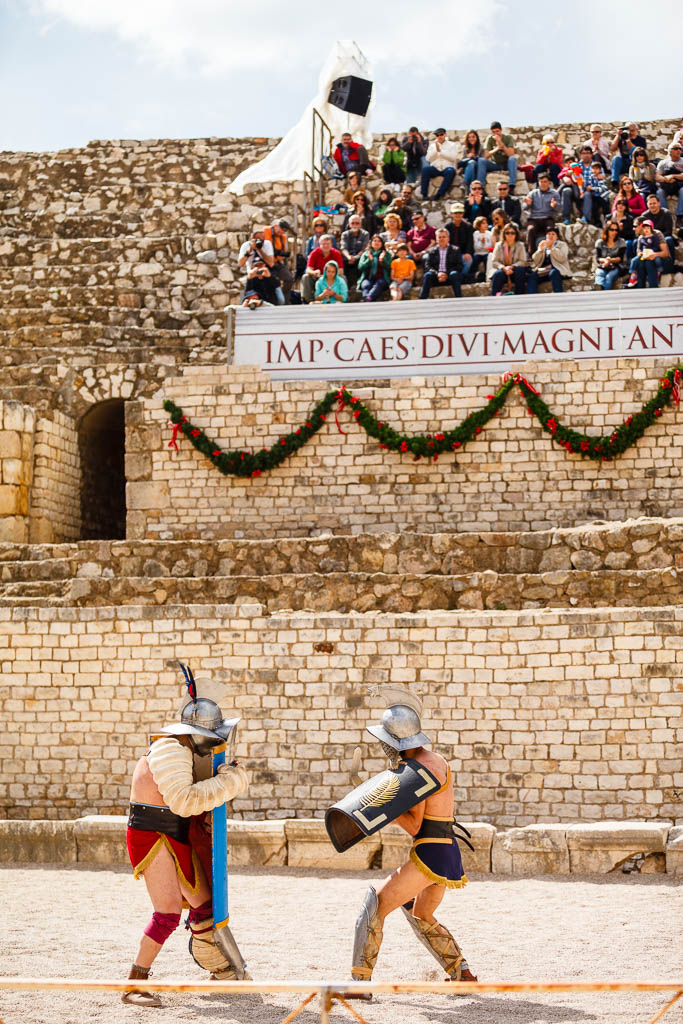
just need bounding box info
[241,261,280,309]
[610,124,647,187]
[401,127,428,186]
[238,227,284,305]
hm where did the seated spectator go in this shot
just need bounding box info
[490,208,510,248]
[238,227,275,272]
[489,224,527,295]
[419,228,463,299]
[524,173,560,253]
[527,226,573,293]
[593,222,627,290]
[445,202,474,278]
[559,146,593,222]
[241,262,279,308]
[301,234,344,303]
[629,148,657,198]
[612,176,646,218]
[340,215,370,290]
[382,137,406,186]
[644,194,678,274]
[464,181,493,223]
[390,242,417,301]
[583,161,611,226]
[334,132,374,178]
[479,121,518,189]
[583,124,611,172]
[343,170,363,205]
[612,198,636,258]
[358,235,392,302]
[610,123,647,186]
[471,216,493,281]
[491,180,522,225]
[534,133,564,187]
[373,188,393,220]
[401,127,428,186]
[305,217,328,256]
[380,212,408,256]
[384,193,413,233]
[407,209,437,261]
[264,219,293,303]
[313,261,348,304]
[421,129,461,200]
[342,191,377,235]
[627,219,669,289]
[458,130,483,189]
[655,142,683,226]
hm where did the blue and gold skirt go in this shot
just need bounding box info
[410,815,469,890]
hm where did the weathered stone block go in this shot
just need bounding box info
[460,822,496,874]
[380,825,412,869]
[0,820,77,864]
[285,818,380,870]
[227,819,287,866]
[74,814,129,864]
[566,821,670,874]
[493,824,569,875]
[665,825,683,877]
[0,516,28,543]
[126,481,169,510]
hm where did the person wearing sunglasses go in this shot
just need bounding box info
[527,225,573,294]
[489,223,527,295]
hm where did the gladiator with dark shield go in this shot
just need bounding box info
[327,685,477,993]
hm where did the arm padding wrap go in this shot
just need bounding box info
[148,737,249,817]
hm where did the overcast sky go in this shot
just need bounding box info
[2,0,681,153]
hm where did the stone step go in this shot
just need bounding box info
[1,282,232,312]
[1,517,679,579]
[0,234,198,266]
[0,306,225,331]
[0,261,232,289]
[0,208,214,239]
[2,180,228,209]
[0,566,680,611]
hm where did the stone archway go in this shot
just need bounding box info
[78,399,126,540]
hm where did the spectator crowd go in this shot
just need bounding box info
[239,121,683,307]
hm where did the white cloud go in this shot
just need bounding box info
[29,0,501,75]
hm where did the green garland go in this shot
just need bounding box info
[163,365,682,479]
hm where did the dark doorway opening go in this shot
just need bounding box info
[78,399,126,540]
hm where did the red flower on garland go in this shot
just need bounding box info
[452,441,461,450]
[661,378,671,389]
[580,441,590,452]
[400,441,408,452]
[655,409,662,417]
[212,449,221,456]
[191,429,200,437]
[251,469,261,477]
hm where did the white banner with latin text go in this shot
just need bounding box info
[231,290,683,380]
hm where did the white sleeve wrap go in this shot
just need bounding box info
[148,737,249,817]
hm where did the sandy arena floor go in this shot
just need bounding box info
[0,865,680,1024]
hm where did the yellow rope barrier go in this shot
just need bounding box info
[0,978,680,1024]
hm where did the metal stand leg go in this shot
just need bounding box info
[644,991,683,1024]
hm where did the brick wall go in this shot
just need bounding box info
[0,603,680,825]
[128,357,683,540]
[29,412,80,542]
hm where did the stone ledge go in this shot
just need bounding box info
[0,817,676,875]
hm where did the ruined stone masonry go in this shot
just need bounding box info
[0,121,681,842]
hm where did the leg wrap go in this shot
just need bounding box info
[144,911,181,945]
[188,915,243,980]
[351,886,383,981]
[187,900,212,926]
[401,905,471,980]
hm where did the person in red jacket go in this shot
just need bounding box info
[534,133,564,187]
[334,133,375,178]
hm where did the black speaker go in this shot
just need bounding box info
[327,76,373,117]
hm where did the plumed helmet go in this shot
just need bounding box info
[366,703,430,752]
[160,664,240,755]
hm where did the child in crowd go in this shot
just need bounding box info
[313,261,348,304]
[471,216,493,282]
[389,243,417,300]
[628,220,666,289]
[583,161,611,225]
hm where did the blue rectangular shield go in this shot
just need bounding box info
[211,742,248,977]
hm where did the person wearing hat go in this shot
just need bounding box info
[421,129,461,201]
[444,202,474,278]
[349,686,477,991]
[123,669,249,1007]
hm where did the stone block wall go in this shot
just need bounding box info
[0,602,680,826]
[29,412,80,543]
[129,357,683,540]
[0,401,34,543]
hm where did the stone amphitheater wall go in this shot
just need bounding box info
[30,411,80,544]
[126,356,683,542]
[0,401,34,544]
[0,602,680,825]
